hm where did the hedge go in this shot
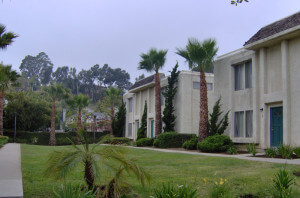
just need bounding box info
[103,137,131,145]
[0,136,9,148]
[197,134,233,153]
[182,138,198,150]
[3,130,110,145]
[153,132,197,148]
[136,138,154,147]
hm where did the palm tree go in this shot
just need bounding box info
[104,87,122,136]
[44,130,150,194]
[0,64,20,135]
[138,48,167,137]
[176,38,218,141]
[44,83,69,145]
[67,94,90,130]
[0,24,18,50]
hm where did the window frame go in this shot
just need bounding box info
[233,60,252,91]
[128,98,133,112]
[234,110,253,138]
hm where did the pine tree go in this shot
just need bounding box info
[162,63,180,132]
[137,101,147,140]
[208,97,229,136]
[111,101,126,137]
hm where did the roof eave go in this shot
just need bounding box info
[129,82,155,93]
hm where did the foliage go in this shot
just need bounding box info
[137,101,147,140]
[67,94,90,130]
[227,146,238,155]
[162,63,180,132]
[208,97,229,136]
[197,134,233,153]
[210,178,231,198]
[265,147,277,158]
[294,147,300,158]
[0,135,8,148]
[246,143,257,156]
[0,24,18,50]
[103,136,131,145]
[111,101,126,137]
[153,183,199,198]
[53,183,97,198]
[182,138,198,150]
[153,132,197,148]
[4,91,51,131]
[231,0,249,6]
[136,138,153,147]
[278,145,294,159]
[135,74,145,82]
[44,129,150,192]
[273,168,295,198]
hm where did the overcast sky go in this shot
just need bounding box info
[1,1,300,82]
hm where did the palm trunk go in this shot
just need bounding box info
[84,159,95,189]
[199,71,209,141]
[77,109,82,130]
[49,97,56,146]
[110,103,114,136]
[0,87,4,136]
[155,72,162,137]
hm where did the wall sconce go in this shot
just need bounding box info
[260,108,263,112]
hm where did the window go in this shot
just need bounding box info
[193,82,213,90]
[161,87,166,106]
[128,123,132,137]
[234,60,252,91]
[128,98,132,112]
[234,110,253,138]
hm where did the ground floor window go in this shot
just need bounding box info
[234,110,253,138]
[128,123,132,137]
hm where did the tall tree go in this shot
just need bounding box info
[162,63,180,132]
[111,101,126,137]
[176,38,218,141]
[0,24,18,50]
[137,101,147,140]
[0,64,20,135]
[138,48,167,137]
[44,83,69,145]
[104,87,122,136]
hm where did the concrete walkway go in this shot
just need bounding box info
[0,143,23,198]
[121,145,300,165]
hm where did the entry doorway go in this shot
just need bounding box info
[270,106,283,147]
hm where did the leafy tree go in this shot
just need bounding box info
[137,101,147,140]
[162,63,180,132]
[111,101,126,137]
[135,74,145,82]
[0,24,18,50]
[52,66,69,83]
[138,48,167,137]
[176,38,218,141]
[208,97,229,136]
[44,130,150,193]
[44,83,69,145]
[231,0,249,6]
[0,64,20,135]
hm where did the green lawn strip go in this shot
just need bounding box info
[21,144,300,197]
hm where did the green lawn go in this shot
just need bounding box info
[21,144,300,197]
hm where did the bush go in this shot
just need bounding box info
[103,137,131,145]
[273,168,295,198]
[153,132,197,148]
[53,183,97,198]
[265,147,277,158]
[153,183,198,198]
[227,146,237,154]
[210,178,231,198]
[0,136,9,148]
[246,143,257,156]
[278,145,294,159]
[197,134,233,153]
[136,138,153,147]
[182,138,198,150]
[294,147,300,158]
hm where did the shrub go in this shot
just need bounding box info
[0,136,9,148]
[153,183,198,198]
[103,137,131,145]
[294,147,300,158]
[210,178,231,198]
[197,134,233,153]
[136,138,153,147]
[278,145,294,159]
[273,168,295,198]
[265,147,277,158]
[182,138,198,150]
[153,132,197,148]
[227,146,237,154]
[208,97,229,136]
[53,183,97,198]
[246,143,257,156]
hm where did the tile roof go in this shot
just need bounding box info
[244,12,300,46]
[129,74,156,90]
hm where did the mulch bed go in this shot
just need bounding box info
[252,154,299,159]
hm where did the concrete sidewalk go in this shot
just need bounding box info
[0,143,23,198]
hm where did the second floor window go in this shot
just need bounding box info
[128,98,133,112]
[234,60,252,91]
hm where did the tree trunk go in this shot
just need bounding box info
[199,71,209,141]
[49,98,56,146]
[77,109,82,130]
[84,159,95,190]
[110,103,114,136]
[0,87,4,136]
[155,72,162,137]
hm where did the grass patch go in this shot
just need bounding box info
[21,144,300,197]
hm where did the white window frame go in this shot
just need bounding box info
[234,110,253,138]
[234,60,252,91]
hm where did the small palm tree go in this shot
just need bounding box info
[176,38,218,141]
[104,87,122,136]
[138,48,167,137]
[0,64,20,135]
[67,94,90,131]
[44,130,151,194]
[44,83,69,145]
[0,24,18,50]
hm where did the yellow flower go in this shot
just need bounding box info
[202,178,207,183]
[220,181,224,185]
[215,182,218,185]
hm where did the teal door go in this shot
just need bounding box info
[151,120,154,138]
[270,107,283,147]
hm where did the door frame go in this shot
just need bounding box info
[269,105,283,147]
